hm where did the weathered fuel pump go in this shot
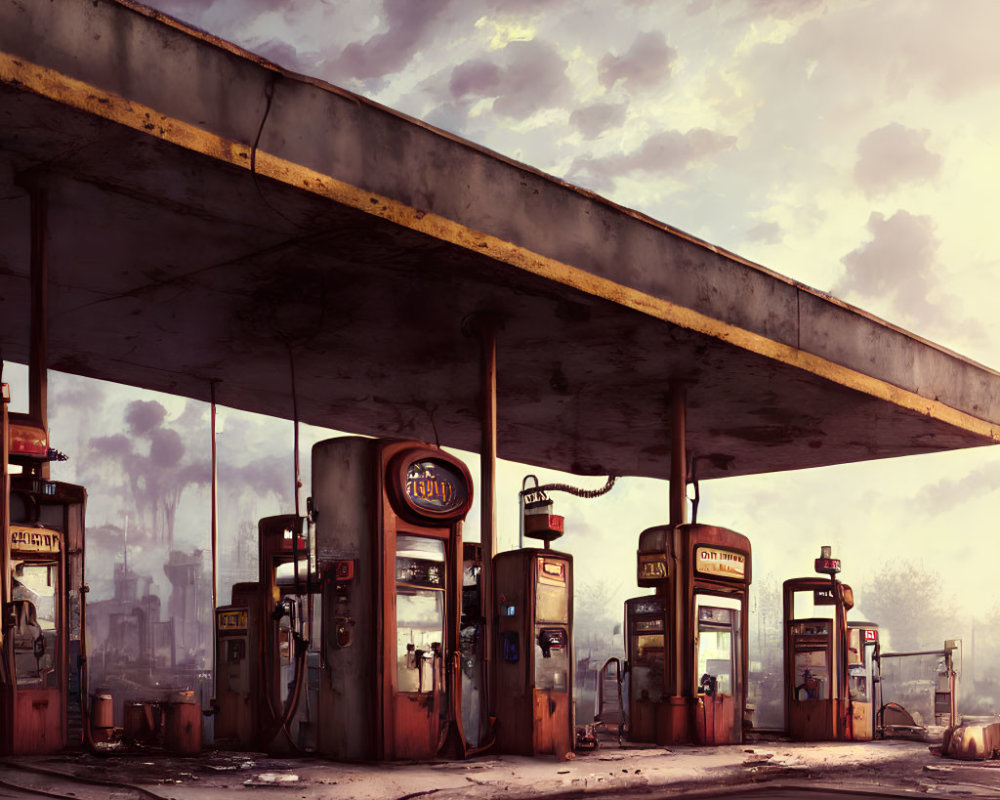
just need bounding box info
[492,476,614,757]
[783,547,879,741]
[624,523,751,745]
[213,582,259,747]
[311,436,472,761]
[847,621,880,740]
[493,520,573,756]
[213,515,314,750]
[0,401,87,755]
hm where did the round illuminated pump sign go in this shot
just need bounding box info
[387,448,473,524]
[404,459,467,515]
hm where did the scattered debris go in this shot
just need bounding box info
[244,772,301,786]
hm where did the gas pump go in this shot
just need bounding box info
[847,621,880,740]
[783,547,877,741]
[213,582,259,748]
[624,523,751,746]
[0,410,86,755]
[493,484,573,757]
[311,437,472,761]
[259,515,314,751]
[213,515,313,751]
[460,543,487,749]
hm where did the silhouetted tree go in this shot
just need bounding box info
[859,561,952,652]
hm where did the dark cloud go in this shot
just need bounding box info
[835,210,988,343]
[568,127,737,188]
[746,221,782,245]
[570,102,628,139]
[233,460,290,498]
[835,210,938,322]
[449,59,502,99]
[444,39,571,121]
[854,123,942,197]
[126,400,167,436]
[493,40,571,120]
[598,31,676,92]
[150,428,185,468]
[90,434,133,458]
[328,0,452,82]
[252,38,316,74]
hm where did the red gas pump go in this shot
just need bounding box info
[783,547,879,741]
[311,437,472,761]
[491,476,617,756]
[0,409,87,755]
[624,523,751,746]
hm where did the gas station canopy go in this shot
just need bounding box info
[0,0,998,481]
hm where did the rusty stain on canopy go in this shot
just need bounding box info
[0,0,997,481]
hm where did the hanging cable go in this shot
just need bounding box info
[522,475,617,499]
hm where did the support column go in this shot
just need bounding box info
[0,383,8,636]
[669,381,687,527]
[662,380,689,743]
[28,186,48,479]
[477,321,498,694]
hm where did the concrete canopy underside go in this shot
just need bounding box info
[0,0,997,481]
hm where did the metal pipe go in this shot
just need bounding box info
[478,321,497,687]
[669,382,687,526]
[669,381,686,705]
[210,383,219,613]
[29,186,48,479]
[0,384,8,640]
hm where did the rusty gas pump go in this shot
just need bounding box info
[0,400,87,755]
[311,437,472,761]
[213,515,314,751]
[783,546,879,741]
[624,523,751,746]
[493,480,573,757]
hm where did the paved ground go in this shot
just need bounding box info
[1,737,999,799]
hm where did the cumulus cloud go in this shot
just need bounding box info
[835,210,939,323]
[126,400,167,436]
[326,0,452,82]
[854,123,942,197]
[446,39,571,121]
[746,221,783,244]
[568,127,737,189]
[598,31,676,92]
[570,102,628,139]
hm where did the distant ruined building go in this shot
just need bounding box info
[163,549,212,667]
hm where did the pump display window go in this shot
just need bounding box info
[694,594,742,699]
[11,561,59,688]
[395,535,445,694]
[847,628,869,702]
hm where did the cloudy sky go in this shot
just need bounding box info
[21,0,1000,668]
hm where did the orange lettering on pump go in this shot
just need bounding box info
[638,553,668,581]
[217,609,248,631]
[694,546,746,580]
[11,526,60,554]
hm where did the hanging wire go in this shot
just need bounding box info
[520,475,617,499]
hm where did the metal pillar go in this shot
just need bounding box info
[0,383,8,643]
[667,381,688,732]
[669,381,687,527]
[477,321,498,693]
[28,186,48,478]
